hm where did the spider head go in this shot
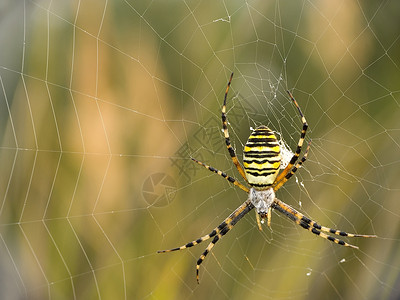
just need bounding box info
[249,187,276,216]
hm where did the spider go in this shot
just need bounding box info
[158,73,376,283]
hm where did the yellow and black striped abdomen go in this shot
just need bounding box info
[243,125,281,189]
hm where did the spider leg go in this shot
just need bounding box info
[273,91,308,188]
[273,141,311,192]
[273,199,376,248]
[195,200,253,283]
[191,157,249,193]
[221,73,248,182]
[158,200,254,283]
[256,212,262,230]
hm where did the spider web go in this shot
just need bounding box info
[0,0,399,299]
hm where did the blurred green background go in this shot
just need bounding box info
[0,0,399,299]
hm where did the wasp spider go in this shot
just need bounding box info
[158,73,376,283]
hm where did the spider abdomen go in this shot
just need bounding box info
[243,125,281,189]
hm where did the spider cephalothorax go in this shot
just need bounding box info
[248,187,275,218]
[158,73,376,283]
